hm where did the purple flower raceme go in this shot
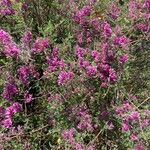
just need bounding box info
[90,18,101,33]
[17,65,30,85]
[2,102,22,129]
[32,38,49,53]
[75,45,86,58]
[0,29,20,57]
[24,91,33,103]
[46,47,65,72]
[133,143,145,150]
[113,35,130,49]
[143,0,150,9]
[108,68,117,82]
[130,133,139,141]
[18,65,39,86]
[136,23,149,32]
[109,3,120,20]
[129,111,140,121]
[119,54,129,64]
[122,120,130,132]
[91,50,101,62]
[74,5,92,20]
[0,29,12,43]
[2,82,18,101]
[79,58,90,68]
[62,128,76,141]
[21,31,32,46]
[4,42,20,57]
[102,21,112,38]
[0,0,15,15]
[86,65,97,77]
[73,5,92,26]
[128,0,139,19]
[58,71,74,85]
[2,118,12,128]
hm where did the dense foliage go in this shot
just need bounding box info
[0,0,149,149]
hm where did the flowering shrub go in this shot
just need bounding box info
[0,0,149,149]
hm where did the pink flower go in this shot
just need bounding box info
[109,68,117,82]
[62,128,76,140]
[122,121,130,132]
[86,65,97,77]
[119,54,129,64]
[130,133,139,141]
[114,35,130,49]
[24,91,33,103]
[2,82,18,101]
[133,143,145,150]
[91,50,101,62]
[103,22,112,38]
[107,122,114,130]
[129,111,140,121]
[58,71,74,85]
[32,38,49,53]
[2,118,12,128]
[21,31,32,45]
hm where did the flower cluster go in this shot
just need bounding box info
[58,71,74,85]
[0,29,20,57]
[32,38,49,53]
[2,81,18,101]
[115,101,149,149]
[2,102,22,128]
[0,0,15,15]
